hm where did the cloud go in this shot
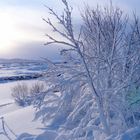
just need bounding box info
[0,0,140,60]
[8,41,63,61]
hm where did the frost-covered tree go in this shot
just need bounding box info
[33,0,140,139]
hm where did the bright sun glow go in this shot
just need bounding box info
[0,13,19,54]
[0,12,44,55]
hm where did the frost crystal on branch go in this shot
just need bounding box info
[33,0,140,139]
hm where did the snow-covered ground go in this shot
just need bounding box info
[1,60,139,140]
[0,60,47,140]
[0,80,46,140]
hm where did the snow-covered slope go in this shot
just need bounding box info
[1,106,43,140]
[0,80,44,140]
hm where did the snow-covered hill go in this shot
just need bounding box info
[0,80,45,140]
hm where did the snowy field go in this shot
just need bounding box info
[0,59,47,140]
[0,59,139,140]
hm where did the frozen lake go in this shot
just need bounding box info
[0,59,47,83]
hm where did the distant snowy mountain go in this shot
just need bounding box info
[0,58,44,63]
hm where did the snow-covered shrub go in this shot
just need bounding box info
[32,0,140,139]
[30,82,45,96]
[12,82,46,107]
[11,83,30,106]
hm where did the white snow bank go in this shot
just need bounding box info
[2,106,43,135]
[0,102,20,116]
[0,80,45,140]
[35,130,57,140]
[106,125,140,140]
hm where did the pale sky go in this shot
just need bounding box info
[0,0,139,60]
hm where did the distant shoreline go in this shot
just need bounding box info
[0,73,44,84]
